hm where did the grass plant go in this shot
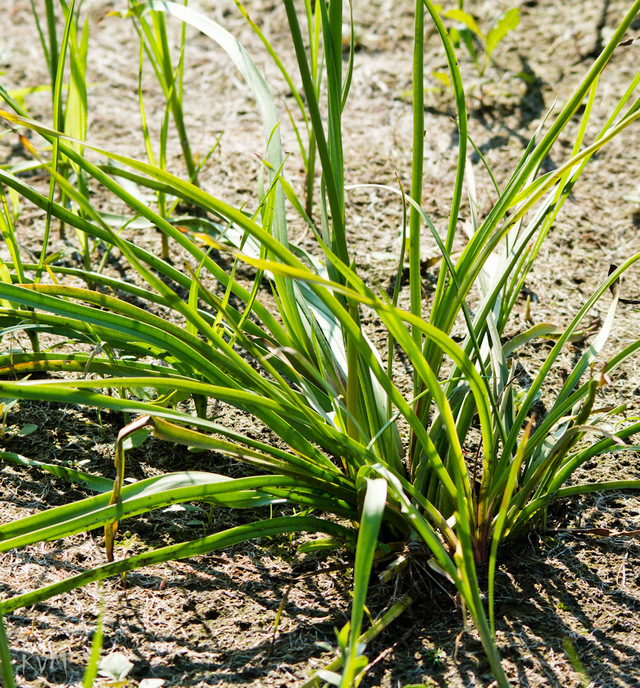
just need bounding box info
[128,0,199,187]
[233,0,326,217]
[29,0,92,267]
[1,1,640,685]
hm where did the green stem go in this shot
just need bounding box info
[153,10,199,186]
[410,0,425,353]
[0,615,16,688]
[346,292,360,450]
[44,0,58,107]
[305,127,317,217]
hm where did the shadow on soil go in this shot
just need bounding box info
[2,405,640,687]
[363,532,640,687]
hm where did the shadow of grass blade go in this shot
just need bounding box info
[0,516,357,617]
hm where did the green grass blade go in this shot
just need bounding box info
[0,516,356,616]
[488,420,532,634]
[304,594,413,688]
[0,614,15,688]
[0,471,355,551]
[504,256,640,463]
[0,451,114,493]
[341,477,387,687]
[409,0,425,349]
[82,593,105,688]
[423,0,467,327]
[233,0,308,128]
[282,0,348,271]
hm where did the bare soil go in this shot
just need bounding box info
[2,0,640,686]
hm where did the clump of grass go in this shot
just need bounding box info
[1,1,640,685]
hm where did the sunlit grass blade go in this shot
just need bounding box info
[282,0,347,273]
[488,419,532,635]
[340,477,387,687]
[133,2,199,185]
[0,377,372,487]
[0,471,353,553]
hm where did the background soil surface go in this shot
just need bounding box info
[2,0,640,686]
